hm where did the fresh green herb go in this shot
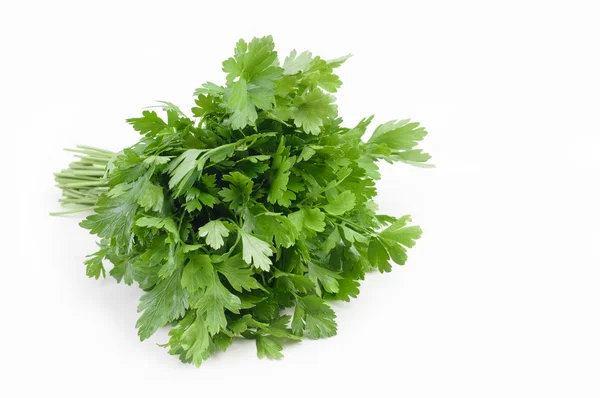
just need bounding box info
[53,36,431,366]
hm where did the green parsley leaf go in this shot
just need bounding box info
[219,172,253,211]
[322,190,356,215]
[256,336,284,360]
[80,195,137,248]
[289,208,326,233]
[291,89,337,135]
[255,212,298,248]
[181,254,213,293]
[192,272,241,335]
[136,216,179,238]
[197,220,230,250]
[180,314,210,367]
[215,254,262,292]
[308,262,342,294]
[84,246,107,280]
[369,119,427,150]
[292,295,337,339]
[126,110,167,136]
[136,269,188,341]
[368,237,392,273]
[283,50,313,75]
[223,36,283,129]
[267,138,295,206]
[136,178,164,212]
[239,229,273,271]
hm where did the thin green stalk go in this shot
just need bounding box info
[51,146,115,216]
[76,145,115,154]
[329,214,374,235]
[59,198,97,205]
[50,207,95,216]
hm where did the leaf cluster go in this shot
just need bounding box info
[75,36,431,366]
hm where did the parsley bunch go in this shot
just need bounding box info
[54,36,431,366]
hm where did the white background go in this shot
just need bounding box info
[1,1,599,397]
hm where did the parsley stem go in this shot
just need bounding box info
[60,180,108,188]
[72,154,113,163]
[75,145,115,154]
[60,199,97,205]
[62,189,87,199]
[52,147,113,216]
[64,149,113,158]
[55,170,105,176]
[49,207,95,216]
[69,162,106,168]
[328,214,373,235]
[296,172,351,206]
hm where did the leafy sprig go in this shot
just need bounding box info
[54,36,431,366]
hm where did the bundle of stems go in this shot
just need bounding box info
[51,145,114,215]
